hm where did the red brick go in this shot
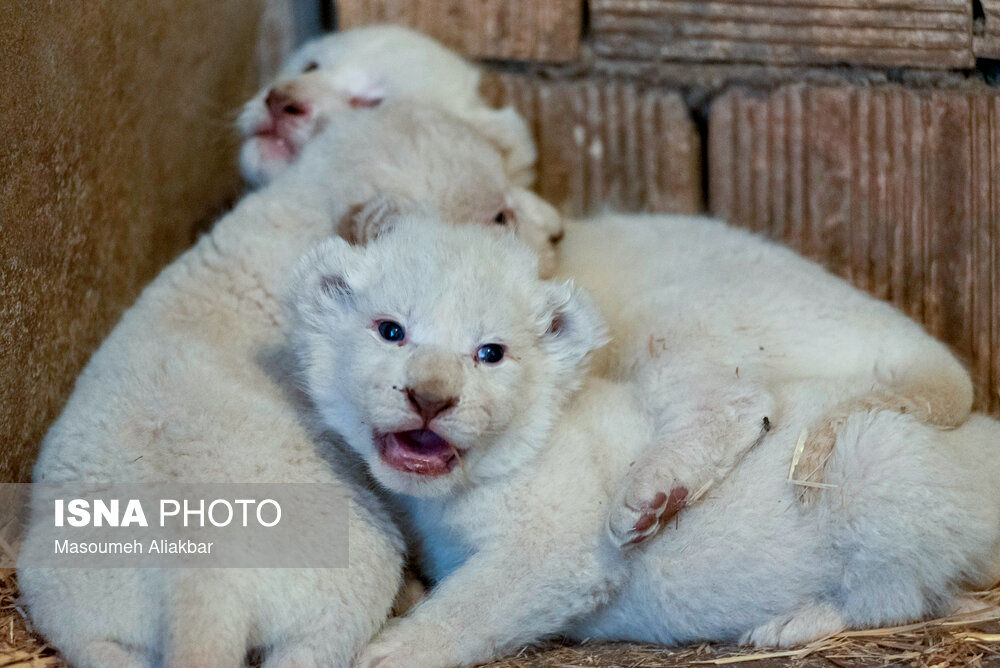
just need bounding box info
[591,0,975,70]
[709,85,1000,413]
[482,72,702,216]
[334,0,581,62]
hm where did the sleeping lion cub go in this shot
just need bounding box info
[239,25,534,188]
[292,219,1000,667]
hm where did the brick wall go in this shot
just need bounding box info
[482,73,702,215]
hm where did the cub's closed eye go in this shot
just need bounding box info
[492,208,515,226]
[476,343,505,365]
[349,96,383,109]
[377,320,406,343]
[303,61,320,73]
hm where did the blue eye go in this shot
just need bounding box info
[476,343,505,364]
[377,320,405,342]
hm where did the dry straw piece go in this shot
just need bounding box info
[0,570,60,667]
[1,566,998,667]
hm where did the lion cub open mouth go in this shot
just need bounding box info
[252,125,297,162]
[378,430,458,477]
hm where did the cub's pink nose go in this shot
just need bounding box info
[265,88,310,119]
[406,389,456,422]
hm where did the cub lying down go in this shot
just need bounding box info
[292,220,1000,667]
[258,26,975,530]
[555,214,975,541]
[239,24,534,188]
[327,203,977,547]
[18,105,560,668]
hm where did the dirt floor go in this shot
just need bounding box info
[3,569,999,667]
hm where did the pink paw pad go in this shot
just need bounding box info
[661,486,689,522]
[628,487,689,545]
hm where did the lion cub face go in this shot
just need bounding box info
[240,25,535,189]
[292,219,604,497]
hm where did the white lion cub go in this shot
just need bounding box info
[252,28,976,532]
[555,214,975,543]
[18,104,559,668]
[239,24,534,188]
[293,219,1000,667]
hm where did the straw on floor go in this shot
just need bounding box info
[2,567,998,668]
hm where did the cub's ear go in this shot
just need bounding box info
[507,187,563,279]
[466,106,537,188]
[337,193,409,245]
[540,281,608,372]
[289,237,366,327]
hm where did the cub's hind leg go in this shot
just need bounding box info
[741,602,845,648]
[812,411,1000,629]
[794,382,972,507]
[794,346,974,506]
[17,565,159,668]
[62,640,154,668]
[257,515,404,668]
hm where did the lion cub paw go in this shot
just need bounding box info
[607,469,689,548]
[356,621,451,668]
[741,603,845,648]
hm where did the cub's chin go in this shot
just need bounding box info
[239,139,293,188]
[368,430,468,498]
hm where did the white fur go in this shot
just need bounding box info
[292,222,1000,667]
[18,104,554,668]
[554,213,975,540]
[290,219,604,503]
[239,25,535,188]
[253,26,974,530]
[317,199,975,545]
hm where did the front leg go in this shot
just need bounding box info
[608,364,774,547]
[357,542,619,667]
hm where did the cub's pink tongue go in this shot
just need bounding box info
[258,134,295,161]
[380,430,457,477]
